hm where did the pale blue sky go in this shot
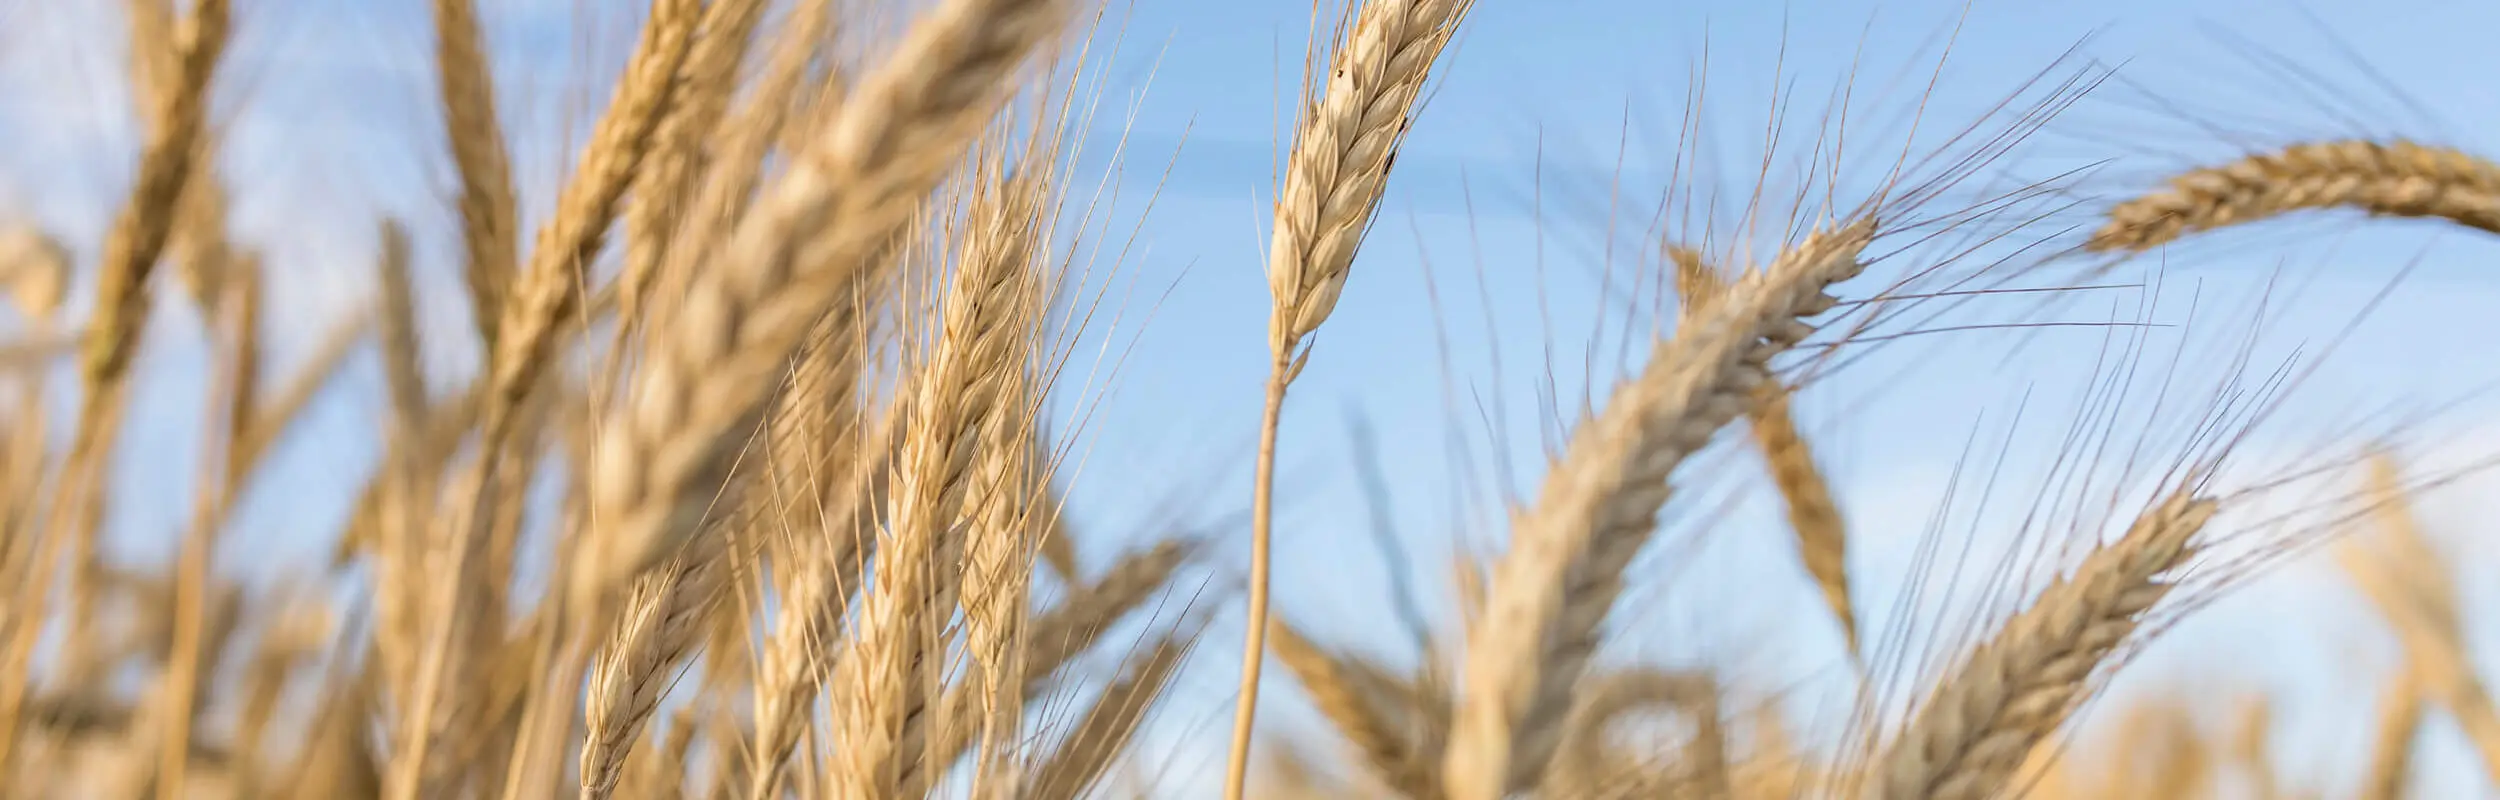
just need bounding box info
[5,0,2500,795]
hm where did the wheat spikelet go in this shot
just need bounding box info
[1872,491,2218,800]
[426,0,521,346]
[1441,222,1872,800]
[2090,140,2500,252]
[1671,245,1857,660]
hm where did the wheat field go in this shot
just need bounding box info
[0,0,2495,798]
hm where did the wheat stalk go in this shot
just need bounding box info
[2091,140,2500,252]
[1441,222,1872,800]
[1230,0,1473,794]
[1872,491,2218,800]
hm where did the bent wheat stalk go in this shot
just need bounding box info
[2090,140,2500,252]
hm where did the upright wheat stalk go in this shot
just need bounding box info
[1228,0,1473,795]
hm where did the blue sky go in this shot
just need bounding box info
[7,0,2500,795]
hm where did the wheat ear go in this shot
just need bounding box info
[909,538,1205,787]
[839,155,1058,795]
[1441,222,1872,800]
[592,0,1070,787]
[427,0,521,346]
[2338,453,2500,787]
[2091,140,2500,252]
[1545,668,1724,798]
[1269,617,1441,796]
[1230,0,1474,794]
[485,0,700,435]
[744,369,891,799]
[620,0,770,320]
[948,146,1064,795]
[1872,491,2218,800]
[577,553,727,799]
[1028,621,1201,800]
[1672,245,1857,660]
[388,3,703,793]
